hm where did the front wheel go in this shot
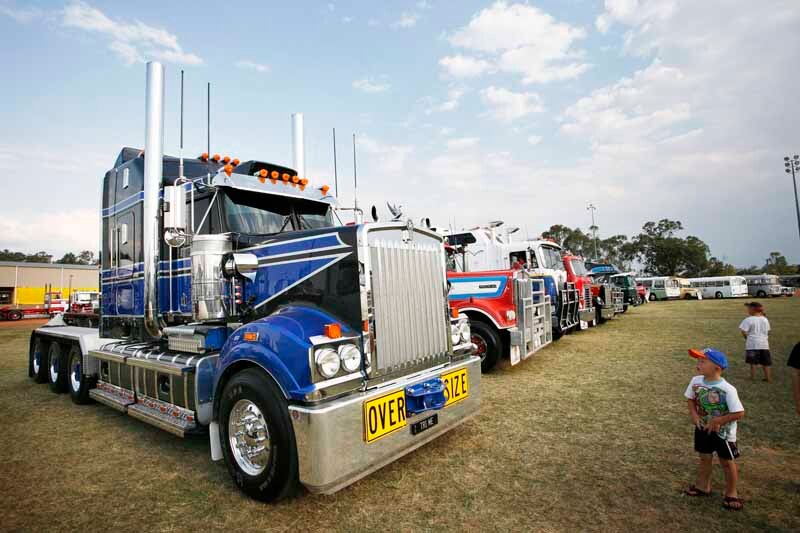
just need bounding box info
[9,310,23,321]
[219,369,299,502]
[470,321,501,373]
[648,293,657,301]
[715,291,723,299]
[756,290,766,298]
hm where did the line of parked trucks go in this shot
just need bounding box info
[21,62,786,504]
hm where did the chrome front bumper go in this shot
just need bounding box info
[289,355,481,494]
[579,308,595,323]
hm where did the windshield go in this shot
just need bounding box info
[222,188,334,235]
[570,259,588,276]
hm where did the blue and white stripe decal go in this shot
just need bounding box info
[102,191,144,218]
[448,276,508,300]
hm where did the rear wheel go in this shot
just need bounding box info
[648,293,657,301]
[9,310,23,321]
[68,344,94,404]
[219,369,299,502]
[470,321,501,373]
[47,342,68,393]
[29,336,49,383]
[715,291,723,299]
[756,290,766,298]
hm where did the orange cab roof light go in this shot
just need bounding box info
[232,158,240,166]
[199,152,209,161]
[223,164,233,176]
[320,185,330,195]
[323,323,342,339]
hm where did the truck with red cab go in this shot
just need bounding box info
[562,254,597,327]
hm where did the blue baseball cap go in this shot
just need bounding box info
[688,348,728,369]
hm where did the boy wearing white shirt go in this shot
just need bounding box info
[684,348,745,511]
[739,302,772,382]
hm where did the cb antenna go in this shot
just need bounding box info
[352,133,361,222]
[332,127,338,197]
[178,70,184,181]
[206,81,211,182]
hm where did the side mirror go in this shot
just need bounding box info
[371,205,379,222]
[224,253,259,282]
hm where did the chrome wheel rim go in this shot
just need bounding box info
[472,334,488,363]
[49,353,59,383]
[70,354,81,392]
[32,346,41,374]
[228,399,271,476]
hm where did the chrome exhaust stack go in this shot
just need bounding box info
[143,61,165,339]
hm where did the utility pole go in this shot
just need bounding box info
[783,155,800,246]
[587,203,599,259]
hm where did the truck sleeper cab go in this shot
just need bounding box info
[26,61,481,502]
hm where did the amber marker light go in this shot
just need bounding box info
[271,170,279,179]
[212,154,221,162]
[320,185,330,195]
[222,156,231,164]
[292,175,300,183]
[282,173,290,182]
[300,178,308,186]
[243,331,259,342]
[362,319,369,332]
[223,164,233,176]
[232,158,240,166]
[450,307,459,319]
[199,152,209,161]
[324,323,342,339]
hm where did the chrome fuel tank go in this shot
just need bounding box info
[191,234,231,321]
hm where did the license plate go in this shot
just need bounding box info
[410,413,438,435]
[442,367,469,407]
[363,389,407,443]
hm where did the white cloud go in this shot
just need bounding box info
[439,55,492,78]
[527,135,542,146]
[0,209,99,257]
[446,137,480,150]
[417,1,432,9]
[0,4,44,23]
[444,2,589,84]
[352,78,390,93]
[235,60,270,73]
[392,12,419,28]
[62,1,203,65]
[342,16,353,24]
[427,88,466,113]
[439,127,455,136]
[481,86,545,122]
[357,135,413,176]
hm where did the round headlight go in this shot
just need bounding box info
[338,344,361,373]
[459,321,470,343]
[315,347,340,378]
[451,326,461,345]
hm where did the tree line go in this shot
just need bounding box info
[541,219,798,277]
[0,249,99,265]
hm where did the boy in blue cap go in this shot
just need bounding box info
[683,348,745,511]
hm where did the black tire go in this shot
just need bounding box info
[47,342,68,393]
[648,293,657,301]
[68,344,95,404]
[470,320,501,373]
[29,336,49,383]
[756,290,766,298]
[595,303,606,324]
[219,368,299,502]
[9,310,23,321]
[715,291,723,299]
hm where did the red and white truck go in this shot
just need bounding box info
[0,288,68,321]
[446,244,553,373]
[562,254,597,328]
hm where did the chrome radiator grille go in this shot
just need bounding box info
[584,286,592,308]
[369,237,450,376]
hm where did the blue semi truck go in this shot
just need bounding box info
[27,62,480,502]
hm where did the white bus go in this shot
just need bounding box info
[742,274,782,297]
[636,276,681,301]
[688,276,748,299]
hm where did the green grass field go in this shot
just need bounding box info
[1,299,799,532]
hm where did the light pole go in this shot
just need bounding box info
[784,155,800,245]
[586,203,599,259]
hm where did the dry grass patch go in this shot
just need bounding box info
[0,299,798,531]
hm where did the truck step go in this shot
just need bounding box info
[89,381,135,412]
[127,396,198,437]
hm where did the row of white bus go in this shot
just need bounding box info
[636,274,792,301]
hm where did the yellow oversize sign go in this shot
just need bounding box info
[363,389,407,443]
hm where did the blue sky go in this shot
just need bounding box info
[1,0,799,266]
